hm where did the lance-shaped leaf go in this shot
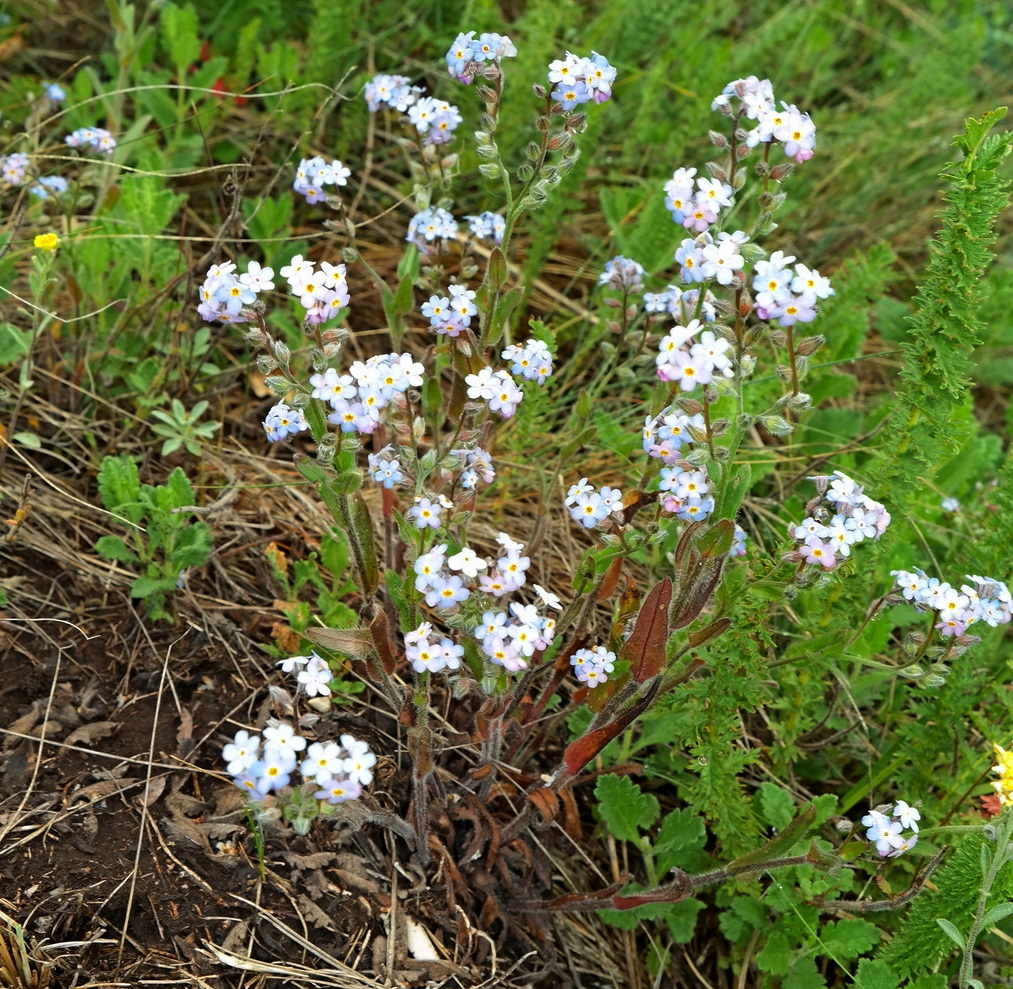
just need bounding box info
[305,625,373,658]
[555,680,659,785]
[621,577,671,683]
[726,804,817,874]
[671,554,726,630]
[688,617,731,649]
[352,493,379,594]
[369,609,396,674]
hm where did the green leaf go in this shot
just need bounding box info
[653,806,707,875]
[97,455,143,521]
[160,1,200,71]
[783,956,826,989]
[320,529,349,583]
[171,523,213,569]
[718,896,769,944]
[981,901,1013,928]
[757,781,795,830]
[595,775,660,842]
[934,918,964,949]
[908,976,947,989]
[94,535,139,564]
[819,918,880,960]
[130,575,179,599]
[755,929,791,975]
[0,323,33,364]
[852,960,899,989]
[663,898,704,943]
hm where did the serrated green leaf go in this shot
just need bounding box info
[130,575,178,599]
[654,807,707,875]
[784,956,826,989]
[171,523,212,569]
[757,781,795,830]
[852,960,899,989]
[94,535,139,564]
[819,918,880,960]
[97,455,143,522]
[755,929,791,975]
[595,775,659,842]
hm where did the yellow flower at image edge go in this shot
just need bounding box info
[34,232,60,251]
[991,743,1013,807]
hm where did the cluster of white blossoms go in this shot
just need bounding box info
[655,318,734,392]
[421,283,478,337]
[791,470,891,570]
[891,569,1012,638]
[861,800,920,857]
[712,76,817,164]
[223,723,374,806]
[465,366,525,419]
[293,155,350,204]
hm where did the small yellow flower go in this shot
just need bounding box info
[991,743,1013,807]
[33,232,60,251]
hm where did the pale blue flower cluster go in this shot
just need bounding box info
[465,211,505,244]
[263,402,308,442]
[1,153,30,186]
[293,156,350,204]
[570,645,616,689]
[445,31,517,84]
[65,126,116,154]
[547,51,616,110]
[406,206,459,253]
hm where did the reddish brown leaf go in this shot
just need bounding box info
[688,617,732,648]
[369,610,396,673]
[528,787,559,826]
[597,556,623,601]
[622,577,672,683]
[560,681,659,782]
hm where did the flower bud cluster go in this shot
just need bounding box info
[293,156,350,204]
[791,471,890,570]
[570,645,616,688]
[861,800,920,857]
[890,569,1011,638]
[65,125,116,154]
[644,285,718,324]
[598,255,645,292]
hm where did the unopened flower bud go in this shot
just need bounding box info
[796,335,826,356]
[738,354,757,378]
[412,416,426,443]
[708,130,729,149]
[532,84,548,100]
[770,163,795,182]
[760,414,793,436]
[256,354,279,374]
